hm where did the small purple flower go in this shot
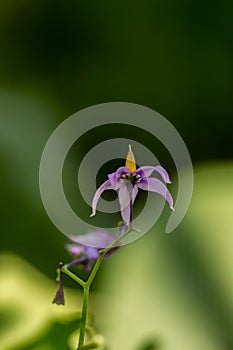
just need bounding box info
[90,145,174,224]
[52,263,65,305]
[67,231,118,271]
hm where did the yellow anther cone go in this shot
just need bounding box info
[125,145,136,172]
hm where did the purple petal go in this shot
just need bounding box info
[154,165,171,183]
[90,179,113,217]
[70,231,117,249]
[118,182,133,224]
[66,243,99,260]
[108,166,129,189]
[66,244,86,257]
[115,166,131,176]
[136,166,154,178]
[137,178,174,209]
[108,171,118,190]
[137,166,171,183]
[85,246,99,260]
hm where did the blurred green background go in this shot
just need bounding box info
[0,1,233,349]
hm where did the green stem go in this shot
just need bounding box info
[62,265,86,288]
[78,285,89,347]
[65,227,133,349]
[99,227,133,254]
[78,252,105,348]
[87,252,105,286]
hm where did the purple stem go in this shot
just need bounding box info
[129,199,133,228]
[67,256,88,268]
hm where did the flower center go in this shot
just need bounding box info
[121,173,141,184]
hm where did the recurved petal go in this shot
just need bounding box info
[108,171,118,190]
[138,166,171,183]
[118,182,133,224]
[90,179,113,217]
[136,166,155,178]
[154,165,171,183]
[137,177,174,209]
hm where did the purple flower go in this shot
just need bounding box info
[90,145,174,224]
[67,231,118,271]
[52,263,65,305]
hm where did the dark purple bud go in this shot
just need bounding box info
[52,263,65,306]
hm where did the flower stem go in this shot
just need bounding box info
[66,227,133,349]
[62,265,86,288]
[78,284,89,347]
[129,199,133,228]
[99,227,132,254]
[78,252,105,348]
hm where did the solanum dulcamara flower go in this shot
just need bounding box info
[90,145,174,225]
